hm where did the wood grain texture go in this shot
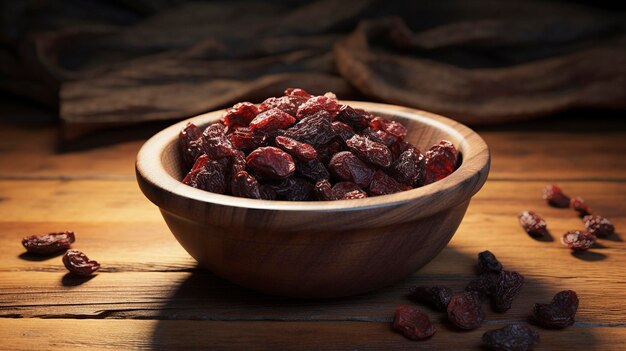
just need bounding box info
[0,319,624,351]
[1,108,625,349]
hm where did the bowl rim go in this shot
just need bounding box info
[136,101,490,212]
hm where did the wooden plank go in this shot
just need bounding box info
[2,124,626,181]
[0,319,624,351]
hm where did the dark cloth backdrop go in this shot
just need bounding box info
[1,0,625,137]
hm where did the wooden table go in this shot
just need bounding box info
[0,103,624,350]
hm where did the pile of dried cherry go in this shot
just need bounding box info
[179,88,458,201]
[393,251,580,350]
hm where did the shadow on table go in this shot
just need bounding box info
[149,248,600,350]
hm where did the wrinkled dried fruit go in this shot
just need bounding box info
[297,158,330,182]
[316,140,344,165]
[184,159,228,194]
[332,182,367,200]
[408,286,453,311]
[465,278,492,302]
[331,121,355,143]
[222,102,258,128]
[570,197,592,216]
[368,170,409,196]
[179,123,204,167]
[246,146,295,180]
[362,127,397,146]
[62,249,100,276]
[482,324,540,351]
[284,110,336,147]
[230,127,265,150]
[423,140,458,185]
[447,292,485,330]
[231,171,261,199]
[390,140,418,159]
[275,136,317,161]
[328,151,375,188]
[561,230,596,251]
[369,116,407,139]
[518,211,548,238]
[336,105,369,131]
[272,177,313,201]
[249,108,296,134]
[392,305,436,341]
[478,250,503,274]
[314,179,334,201]
[284,87,312,99]
[491,270,525,312]
[22,231,75,255]
[389,148,424,186]
[346,134,393,168]
[296,95,340,119]
[542,184,570,208]
[532,290,579,328]
[582,215,615,238]
[259,95,308,117]
[202,123,234,159]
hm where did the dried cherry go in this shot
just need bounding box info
[284,88,312,99]
[222,102,258,128]
[332,182,367,200]
[62,249,100,276]
[482,324,540,351]
[582,215,614,238]
[542,184,570,208]
[369,116,407,139]
[297,158,330,182]
[518,211,548,238]
[259,95,308,117]
[275,136,317,161]
[231,171,261,199]
[230,127,265,150]
[272,177,313,201]
[284,110,336,147]
[389,148,423,186]
[246,146,295,180]
[561,230,595,251]
[346,134,393,168]
[328,151,374,188]
[179,123,204,167]
[331,121,355,143]
[490,270,525,312]
[368,170,409,196]
[447,292,485,330]
[22,231,75,255]
[570,197,592,216]
[202,123,234,159]
[296,95,340,119]
[532,290,578,328]
[392,305,436,341]
[478,250,503,274]
[314,179,334,201]
[336,105,368,131]
[408,285,453,311]
[249,108,296,134]
[423,140,458,185]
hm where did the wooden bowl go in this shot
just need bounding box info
[136,102,490,298]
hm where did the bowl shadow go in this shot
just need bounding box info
[149,249,600,350]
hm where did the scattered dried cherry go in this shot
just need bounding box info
[478,250,503,274]
[62,249,100,276]
[518,211,548,238]
[246,146,295,180]
[249,108,296,134]
[328,151,375,188]
[490,270,525,312]
[222,102,258,128]
[447,292,485,330]
[542,184,570,208]
[561,230,595,251]
[231,171,261,199]
[482,324,540,351]
[423,140,458,185]
[408,285,453,311]
[532,290,578,328]
[179,123,204,168]
[346,134,393,168]
[570,197,592,216]
[582,215,615,238]
[465,278,492,302]
[368,170,409,196]
[22,231,75,255]
[275,136,317,161]
[392,305,436,341]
